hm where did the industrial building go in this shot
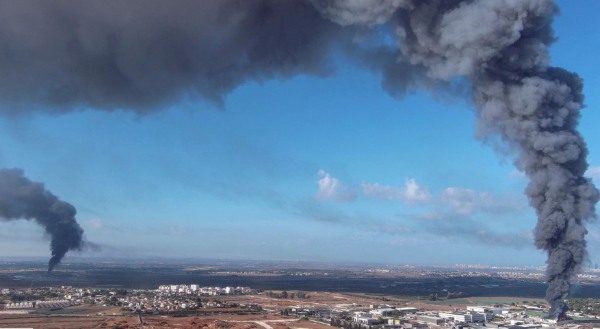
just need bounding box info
[438,311,486,323]
[417,315,445,325]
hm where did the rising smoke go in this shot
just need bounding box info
[0,0,596,316]
[0,169,84,272]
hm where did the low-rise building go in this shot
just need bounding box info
[417,315,445,325]
[439,312,485,323]
[356,317,380,325]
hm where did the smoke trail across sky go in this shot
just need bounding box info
[0,0,596,316]
[0,169,84,272]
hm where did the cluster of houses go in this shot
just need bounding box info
[157,284,253,295]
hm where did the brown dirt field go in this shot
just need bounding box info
[217,291,408,311]
[0,314,295,329]
[0,314,139,329]
[211,314,292,321]
[287,321,332,329]
[410,302,458,311]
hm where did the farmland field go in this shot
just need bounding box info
[425,300,471,306]
[470,297,546,305]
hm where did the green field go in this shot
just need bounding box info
[425,299,471,306]
[572,316,591,321]
[424,297,548,307]
[45,308,88,314]
[470,297,546,305]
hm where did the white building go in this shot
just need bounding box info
[438,312,485,323]
[467,306,488,313]
[397,307,418,313]
[356,317,379,325]
[417,315,444,325]
[491,308,511,315]
[6,301,34,309]
[370,308,400,317]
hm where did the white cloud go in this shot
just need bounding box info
[587,166,600,181]
[361,178,430,205]
[441,187,486,215]
[313,170,525,221]
[508,169,525,178]
[315,170,356,202]
[84,219,103,229]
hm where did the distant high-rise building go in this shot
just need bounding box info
[595,263,598,269]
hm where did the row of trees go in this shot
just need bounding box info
[7,292,36,302]
[567,298,600,316]
[447,292,468,299]
[427,291,469,301]
[265,291,309,299]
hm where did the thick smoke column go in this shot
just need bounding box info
[383,1,599,318]
[318,0,599,317]
[0,0,596,316]
[0,169,84,272]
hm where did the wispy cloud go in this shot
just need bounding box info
[369,225,412,234]
[83,218,103,229]
[414,187,526,220]
[314,170,526,221]
[361,178,430,205]
[508,169,525,178]
[425,219,533,248]
[440,187,525,215]
[315,170,356,202]
[169,225,188,235]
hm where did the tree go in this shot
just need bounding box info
[447,292,468,299]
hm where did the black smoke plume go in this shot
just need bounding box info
[379,0,600,318]
[0,169,84,272]
[0,0,596,315]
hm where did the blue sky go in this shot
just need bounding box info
[0,0,599,266]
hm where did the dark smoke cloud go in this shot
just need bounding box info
[0,0,345,114]
[0,0,596,318]
[0,169,84,271]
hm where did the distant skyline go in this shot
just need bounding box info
[0,0,599,267]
